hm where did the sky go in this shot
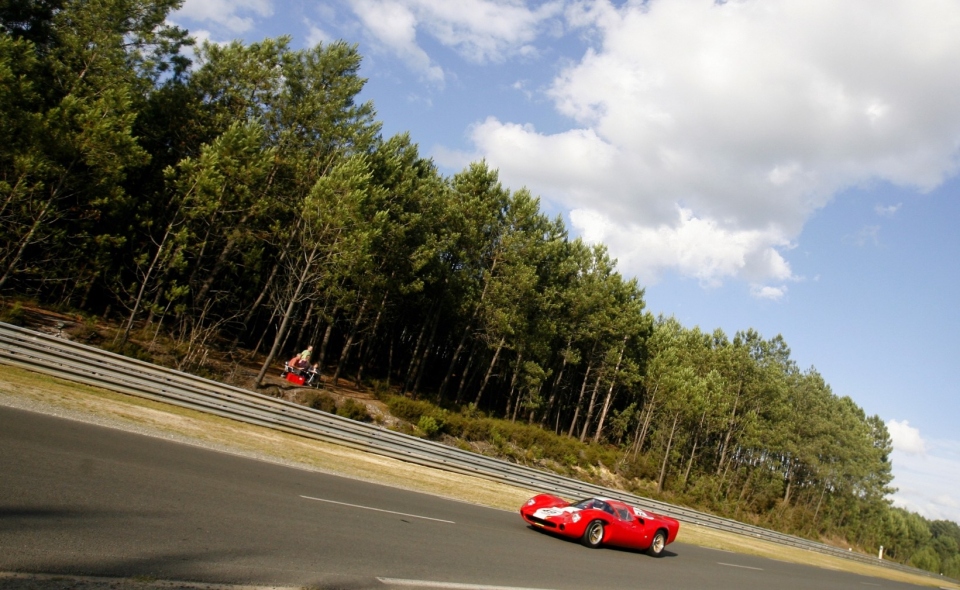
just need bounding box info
[168,0,960,525]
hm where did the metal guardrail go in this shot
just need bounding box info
[0,322,946,582]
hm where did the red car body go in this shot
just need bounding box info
[520,494,680,556]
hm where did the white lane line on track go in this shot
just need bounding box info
[378,579,557,590]
[300,495,455,524]
[717,562,764,571]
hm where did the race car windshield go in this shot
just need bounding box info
[572,498,613,514]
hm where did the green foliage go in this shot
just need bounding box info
[944,554,960,579]
[417,415,440,438]
[303,391,337,414]
[0,302,26,326]
[369,379,392,400]
[101,339,152,362]
[909,546,941,573]
[336,398,371,422]
[385,396,437,423]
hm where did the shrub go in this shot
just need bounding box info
[337,398,372,422]
[442,412,467,437]
[74,325,103,344]
[417,415,440,438]
[909,546,941,573]
[102,340,152,362]
[386,396,435,422]
[0,302,26,326]
[369,379,392,400]
[943,555,960,579]
[303,391,337,413]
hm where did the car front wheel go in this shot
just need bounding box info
[646,530,667,557]
[581,520,604,548]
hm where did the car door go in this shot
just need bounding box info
[605,506,648,549]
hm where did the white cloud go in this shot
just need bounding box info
[352,0,445,83]
[171,27,226,67]
[466,0,960,289]
[751,284,787,301]
[875,203,902,217]
[890,437,960,523]
[305,21,333,47]
[566,205,794,288]
[852,225,881,248]
[187,28,215,47]
[348,0,563,81]
[887,419,927,455]
[174,0,273,34]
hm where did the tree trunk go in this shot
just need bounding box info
[683,436,699,487]
[333,297,368,384]
[473,337,505,406]
[386,331,395,386]
[117,218,176,347]
[0,195,54,291]
[567,362,593,437]
[241,262,279,326]
[254,245,318,387]
[317,318,335,373]
[440,258,496,397]
[411,304,441,397]
[402,317,429,394]
[294,299,315,352]
[240,223,298,332]
[194,214,250,304]
[631,383,659,459]
[683,409,707,486]
[439,318,471,398]
[657,412,680,493]
[716,381,742,475]
[197,155,281,303]
[527,382,543,424]
[506,353,523,421]
[579,369,605,442]
[356,290,390,386]
[539,337,572,426]
[812,482,828,524]
[738,471,752,503]
[454,344,479,405]
[592,338,627,443]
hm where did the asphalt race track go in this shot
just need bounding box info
[0,404,933,590]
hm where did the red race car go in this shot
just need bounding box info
[520,494,680,556]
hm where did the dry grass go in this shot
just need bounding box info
[1,364,956,590]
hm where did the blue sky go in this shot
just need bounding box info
[169,0,960,524]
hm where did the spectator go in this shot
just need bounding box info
[282,354,309,377]
[305,363,321,386]
[299,345,313,363]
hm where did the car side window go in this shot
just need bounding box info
[615,507,633,521]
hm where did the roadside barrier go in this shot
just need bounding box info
[0,322,946,581]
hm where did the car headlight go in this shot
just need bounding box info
[526,498,536,506]
[571,512,581,523]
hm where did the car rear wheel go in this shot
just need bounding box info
[581,520,604,548]
[646,530,667,557]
